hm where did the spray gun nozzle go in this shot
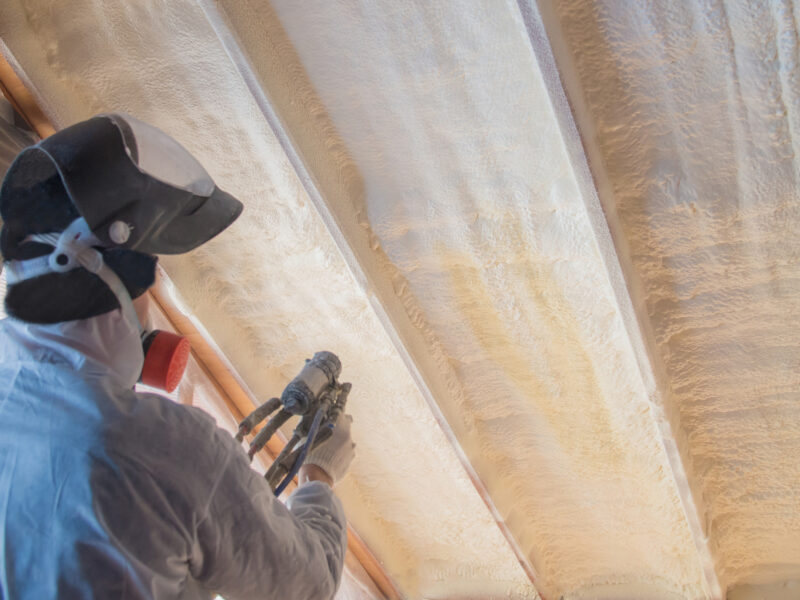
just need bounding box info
[233,351,349,495]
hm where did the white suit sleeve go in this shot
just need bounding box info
[190,430,347,600]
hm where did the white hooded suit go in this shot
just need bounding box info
[0,309,347,600]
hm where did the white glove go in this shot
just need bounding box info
[306,413,356,485]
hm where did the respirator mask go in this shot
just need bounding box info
[139,329,191,393]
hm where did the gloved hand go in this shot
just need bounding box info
[305,414,356,485]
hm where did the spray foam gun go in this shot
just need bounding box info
[235,351,351,496]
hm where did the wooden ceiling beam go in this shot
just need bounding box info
[0,53,55,138]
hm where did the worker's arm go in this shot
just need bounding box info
[190,422,353,600]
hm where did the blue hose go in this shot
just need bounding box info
[274,405,326,497]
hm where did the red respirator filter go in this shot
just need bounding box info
[140,330,191,393]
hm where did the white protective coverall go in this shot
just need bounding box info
[0,309,347,600]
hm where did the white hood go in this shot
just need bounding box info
[0,310,144,390]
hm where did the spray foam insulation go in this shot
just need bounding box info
[1,0,799,598]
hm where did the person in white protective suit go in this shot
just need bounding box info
[0,113,356,600]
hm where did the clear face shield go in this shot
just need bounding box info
[111,114,216,197]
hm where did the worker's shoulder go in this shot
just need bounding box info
[129,388,219,430]
[104,388,239,473]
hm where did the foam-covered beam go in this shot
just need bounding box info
[514,1,721,597]
[194,1,543,595]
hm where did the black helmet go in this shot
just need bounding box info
[0,113,243,323]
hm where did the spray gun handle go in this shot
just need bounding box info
[235,397,280,442]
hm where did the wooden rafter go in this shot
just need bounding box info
[0,54,55,138]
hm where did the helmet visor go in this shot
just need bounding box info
[1,113,242,255]
[107,113,215,197]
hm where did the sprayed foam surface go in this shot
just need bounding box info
[0,1,538,597]
[8,0,795,597]
[218,1,712,598]
[541,0,800,592]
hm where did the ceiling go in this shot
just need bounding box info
[1,1,798,598]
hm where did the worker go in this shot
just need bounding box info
[0,113,356,599]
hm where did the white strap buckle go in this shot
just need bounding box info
[4,217,141,330]
[26,218,104,275]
